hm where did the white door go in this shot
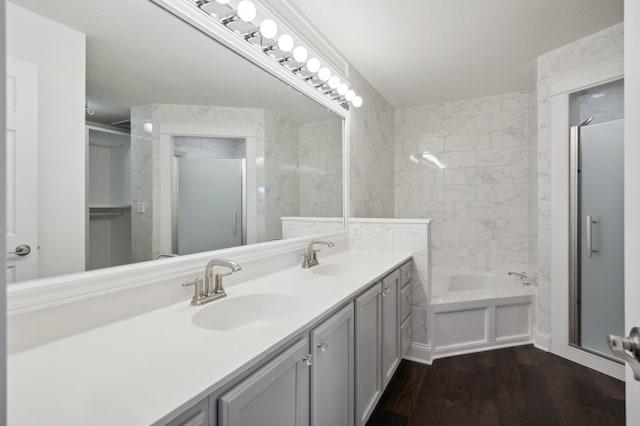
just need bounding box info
[176,158,243,254]
[624,1,640,424]
[6,57,38,283]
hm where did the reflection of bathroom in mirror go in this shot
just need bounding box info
[6,0,344,283]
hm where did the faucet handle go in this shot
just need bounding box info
[182,278,207,304]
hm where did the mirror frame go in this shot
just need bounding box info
[7,0,350,315]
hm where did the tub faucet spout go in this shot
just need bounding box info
[508,271,530,285]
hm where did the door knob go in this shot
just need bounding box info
[607,327,640,380]
[8,244,31,256]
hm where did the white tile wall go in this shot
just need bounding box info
[394,91,534,275]
[298,119,343,218]
[349,70,396,218]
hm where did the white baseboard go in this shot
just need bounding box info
[534,330,551,351]
[404,342,432,365]
[566,346,625,381]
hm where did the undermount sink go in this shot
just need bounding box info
[191,294,301,331]
[311,263,370,279]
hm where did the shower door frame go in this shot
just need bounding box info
[157,122,259,257]
[548,57,625,380]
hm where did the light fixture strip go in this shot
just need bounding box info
[191,0,362,109]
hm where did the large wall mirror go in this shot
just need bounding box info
[6,0,345,284]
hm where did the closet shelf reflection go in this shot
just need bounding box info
[89,205,131,219]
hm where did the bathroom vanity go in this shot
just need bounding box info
[8,251,413,426]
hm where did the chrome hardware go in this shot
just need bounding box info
[317,341,328,352]
[302,354,313,366]
[587,215,597,257]
[233,212,237,237]
[8,244,31,256]
[380,291,387,297]
[404,294,411,300]
[182,259,242,306]
[182,278,207,305]
[301,240,334,268]
[383,287,391,294]
[508,271,531,286]
[607,327,640,380]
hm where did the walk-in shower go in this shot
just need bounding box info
[171,136,247,255]
[569,79,624,359]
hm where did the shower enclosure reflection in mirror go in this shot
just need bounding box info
[5,0,349,314]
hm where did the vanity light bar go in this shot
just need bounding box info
[192,0,362,109]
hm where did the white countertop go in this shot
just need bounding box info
[8,250,412,426]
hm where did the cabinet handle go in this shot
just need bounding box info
[317,341,328,352]
[384,287,390,293]
[380,292,386,297]
[302,354,313,366]
[404,294,411,300]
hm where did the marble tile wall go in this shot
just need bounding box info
[569,79,624,126]
[349,70,396,218]
[349,219,431,346]
[394,91,534,275]
[173,136,246,159]
[536,23,624,335]
[281,217,344,239]
[298,119,343,217]
[130,105,154,263]
[264,111,300,241]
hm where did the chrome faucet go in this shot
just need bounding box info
[301,240,334,268]
[182,259,242,305]
[508,271,530,285]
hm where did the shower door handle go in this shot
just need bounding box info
[587,215,597,257]
[233,212,237,237]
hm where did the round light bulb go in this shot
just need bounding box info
[237,1,256,22]
[306,57,321,73]
[259,19,278,39]
[143,122,153,134]
[328,76,340,89]
[318,67,331,82]
[337,83,348,96]
[215,0,230,3]
[346,90,356,102]
[292,46,308,63]
[352,96,363,107]
[277,34,294,52]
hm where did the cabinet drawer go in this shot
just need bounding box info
[400,316,411,357]
[400,261,412,287]
[400,283,412,322]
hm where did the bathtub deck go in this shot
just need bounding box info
[366,345,625,426]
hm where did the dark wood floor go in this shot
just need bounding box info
[366,345,625,426]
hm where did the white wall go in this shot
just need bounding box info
[0,0,7,422]
[624,0,640,421]
[7,3,86,278]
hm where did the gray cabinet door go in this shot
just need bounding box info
[355,283,382,426]
[381,270,400,388]
[310,304,354,426]
[218,338,310,426]
[164,398,209,426]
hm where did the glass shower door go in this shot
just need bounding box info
[576,119,625,356]
[175,158,244,255]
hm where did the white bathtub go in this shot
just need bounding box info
[427,268,536,361]
[431,268,534,302]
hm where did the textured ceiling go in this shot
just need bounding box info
[293,0,623,108]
